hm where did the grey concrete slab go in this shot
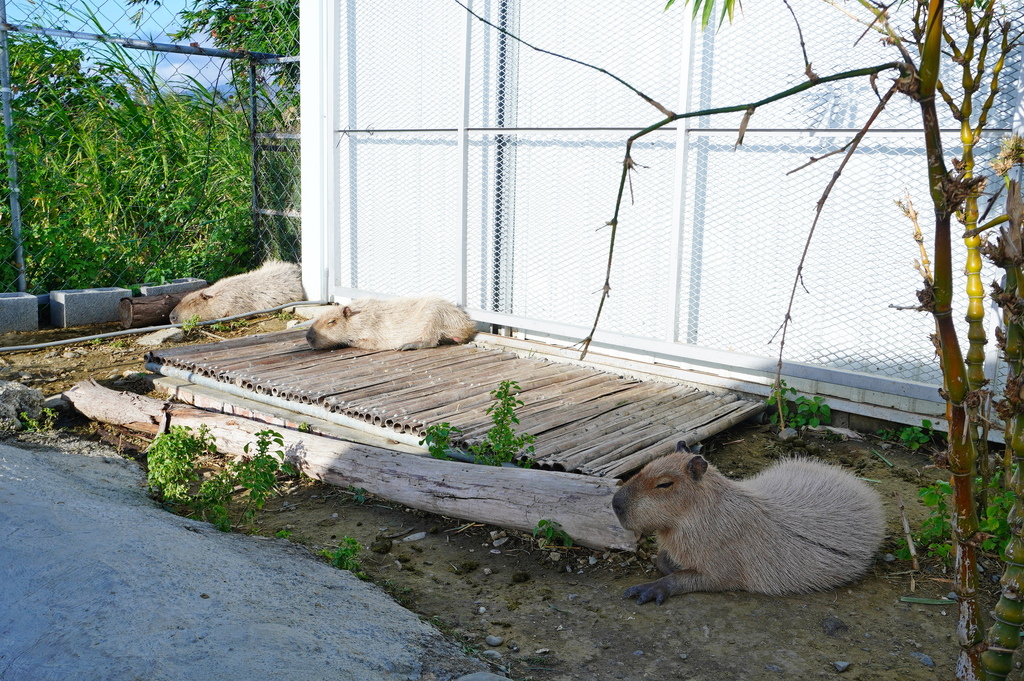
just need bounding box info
[0,440,485,681]
[0,293,38,333]
[49,288,132,327]
[139,278,208,296]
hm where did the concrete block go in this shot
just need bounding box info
[50,287,132,327]
[138,278,208,297]
[0,293,39,333]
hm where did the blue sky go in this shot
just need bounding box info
[7,0,244,88]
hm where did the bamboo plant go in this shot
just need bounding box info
[981,144,1024,679]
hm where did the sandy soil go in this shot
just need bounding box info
[0,317,992,680]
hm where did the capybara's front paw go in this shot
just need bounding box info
[623,580,672,605]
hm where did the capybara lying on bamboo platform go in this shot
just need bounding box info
[169,260,306,324]
[305,296,477,351]
[612,442,884,605]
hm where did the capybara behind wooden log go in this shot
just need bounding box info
[612,443,884,604]
[305,296,477,351]
[169,261,305,324]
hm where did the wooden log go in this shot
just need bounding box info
[63,379,636,551]
[118,288,208,329]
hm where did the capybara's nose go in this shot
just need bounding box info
[612,492,625,519]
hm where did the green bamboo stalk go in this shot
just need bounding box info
[982,173,1024,679]
[917,0,985,676]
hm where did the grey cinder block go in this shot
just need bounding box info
[0,292,39,333]
[139,278,208,297]
[50,287,132,327]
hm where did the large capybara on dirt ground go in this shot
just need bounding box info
[612,442,884,605]
[169,260,306,324]
[305,296,477,351]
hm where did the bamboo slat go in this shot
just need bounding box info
[147,330,765,478]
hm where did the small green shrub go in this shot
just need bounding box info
[420,381,535,468]
[766,379,831,429]
[469,380,536,466]
[320,537,367,578]
[900,471,1016,564]
[532,519,574,549]
[19,407,58,432]
[147,426,296,532]
[421,422,462,460]
[146,424,216,504]
[347,486,369,505]
[878,420,936,451]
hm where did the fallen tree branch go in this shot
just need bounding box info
[63,379,636,551]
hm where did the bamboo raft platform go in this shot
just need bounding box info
[145,329,765,479]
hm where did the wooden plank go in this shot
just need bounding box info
[63,380,636,551]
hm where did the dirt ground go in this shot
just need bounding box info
[0,316,998,680]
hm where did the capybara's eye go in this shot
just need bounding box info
[327,319,336,325]
[656,480,674,489]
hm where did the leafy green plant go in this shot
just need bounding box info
[146,424,217,504]
[319,537,367,578]
[420,381,536,468]
[766,380,795,426]
[275,528,293,538]
[878,420,936,451]
[19,407,58,432]
[421,422,463,460]
[468,380,536,466]
[767,379,831,429]
[232,430,297,525]
[347,486,369,505]
[792,394,831,429]
[179,314,203,334]
[147,426,296,531]
[900,471,1017,564]
[532,519,574,549]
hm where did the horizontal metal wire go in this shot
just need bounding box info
[0,22,282,60]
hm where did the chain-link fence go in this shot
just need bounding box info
[0,0,299,296]
[321,0,1022,399]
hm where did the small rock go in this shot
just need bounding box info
[492,537,508,547]
[478,606,486,614]
[679,653,689,660]
[883,553,896,563]
[633,650,644,656]
[485,635,504,647]
[454,673,510,681]
[402,532,426,542]
[483,568,492,576]
[369,537,392,554]
[947,591,959,601]
[764,664,783,672]
[833,661,851,672]
[549,552,561,561]
[822,615,848,637]
[135,328,185,346]
[61,350,79,359]
[588,556,598,565]
[480,649,502,660]
[778,427,799,442]
[910,652,935,667]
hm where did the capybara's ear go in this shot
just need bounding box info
[686,455,708,482]
[342,306,354,319]
[675,440,691,453]
[200,292,213,300]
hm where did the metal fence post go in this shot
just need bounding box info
[249,58,264,264]
[0,0,26,292]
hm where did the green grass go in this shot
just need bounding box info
[2,17,298,294]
